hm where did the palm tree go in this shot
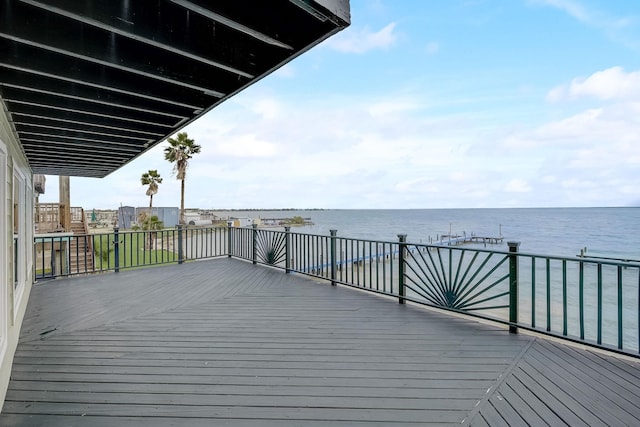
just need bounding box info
[163,132,201,224]
[136,211,165,250]
[141,170,163,210]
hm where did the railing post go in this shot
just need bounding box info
[227,221,233,258]
[177,224,184,264]
[330,229,337,286]
[113,227,120,273]
[284,226,291,273]
[398,234,407,304]
[252,223,258,265]
[508,241,520,334]
[46,239,54,277]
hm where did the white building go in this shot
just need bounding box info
[230,217,255,227]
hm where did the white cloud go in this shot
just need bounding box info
[560,178,596,189]
[536,108,604,140]
[504,98,640,154]
[43,65,640,210]
[505,179,532,193]
[247,97,283,120]
[273,64,296,78]
[425,41,440,55]
[546,85,566,103]
[367,98,422,117]
[394,177,439,194]
[533,0,590,22]
[568,141,640,169]
[367,0,387,15]
[325,22,398,54]
[548,67,640,102]
[531,0,640,50]
[209,134,278,159]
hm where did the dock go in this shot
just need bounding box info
[2,258,639,426]
[439,234,504,246]
[302,235,504,274]
[260,217,314,226]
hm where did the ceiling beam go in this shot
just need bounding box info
[1,33,228,98]
[17,0,256,78]
[17,130,147,149]
[11,113,165,139]
[170,0,294,50]
[5,98,178,129]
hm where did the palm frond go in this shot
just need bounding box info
[141,170,162,201]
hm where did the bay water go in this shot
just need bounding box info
[218,207,640,259]
[215,207,640,351]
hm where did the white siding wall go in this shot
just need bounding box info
[0,102,34,408]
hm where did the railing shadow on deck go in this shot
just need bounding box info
[33,224,640,358]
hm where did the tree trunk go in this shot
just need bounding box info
[180,178,185,225]
[148,194,154,249]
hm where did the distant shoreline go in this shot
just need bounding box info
[208,208,326,212]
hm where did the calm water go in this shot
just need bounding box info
[217,207,640,259]
[215,207,640,351]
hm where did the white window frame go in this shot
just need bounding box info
[0,140,7,360]
[12,163,27,321]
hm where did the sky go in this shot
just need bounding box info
[39,0,640,210]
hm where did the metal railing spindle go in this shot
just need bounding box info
[33,226,640,357]
[563,260,567,336]
[597,263,602,345]
[546,258,551,332]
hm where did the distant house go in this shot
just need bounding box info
[118,207,179,228]
[229,217,255,228]
[118,206,137,229]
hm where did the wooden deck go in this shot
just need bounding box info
[2,258,640,426]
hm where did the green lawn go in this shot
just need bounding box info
[92,231,179,270]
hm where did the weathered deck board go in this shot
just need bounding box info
[474,338,640,426]
[2,258,640,426]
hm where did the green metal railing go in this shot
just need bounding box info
[34,225,228,278]
[33,224,640,357]
[515,252,640,353]
[229,226,640,357]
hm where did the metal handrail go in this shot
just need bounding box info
[33,225,640,357]
[34,225,228,278]
[228,226,640,357]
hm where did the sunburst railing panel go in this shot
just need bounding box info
[255,229,288,267]
[403,245,511,320]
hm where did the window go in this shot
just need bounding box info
[12,165,28,316]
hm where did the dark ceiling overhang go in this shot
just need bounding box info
[0,0,350,177]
